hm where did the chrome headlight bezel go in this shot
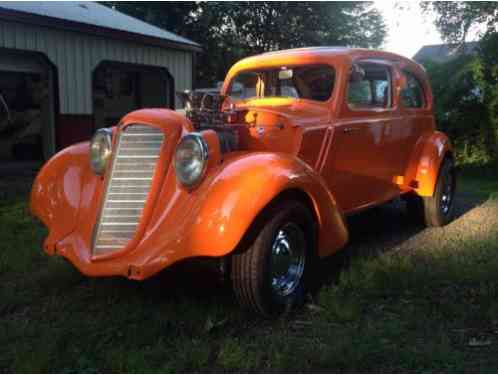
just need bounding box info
[90,128,113,175]
[174,133,209,188]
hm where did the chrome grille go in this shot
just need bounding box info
[92,124,164,256]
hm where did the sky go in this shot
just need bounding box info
[374,1,444,58]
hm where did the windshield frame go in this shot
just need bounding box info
[225,63,337,105]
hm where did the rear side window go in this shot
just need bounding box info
[347,62,392,109]
[400,71,425,108]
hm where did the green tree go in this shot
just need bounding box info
[422,2,498,163]
[423,55,491,164]
[422,2,497,42]
[103,2,386,87]
[101,2,199,36]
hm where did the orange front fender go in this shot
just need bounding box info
[30,141,90,254]
[143,152,348,261]
[406,131,453,197]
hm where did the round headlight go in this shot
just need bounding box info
[174,133,209,188]
[90,128,113,175]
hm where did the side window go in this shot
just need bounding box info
[347,62,391,109]
[348,80,372,105]
[400,71,425,108]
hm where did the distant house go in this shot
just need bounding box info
[0,1,201,163]
[413,42,479,64]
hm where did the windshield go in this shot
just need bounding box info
[228,65,335,102]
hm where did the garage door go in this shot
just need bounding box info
[93,61,174,128]
[0,50,56,161]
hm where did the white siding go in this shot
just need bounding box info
[0,19,193,114]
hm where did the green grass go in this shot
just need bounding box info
[1,169,497,372]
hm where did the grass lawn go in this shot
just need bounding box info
[1,167,497,373]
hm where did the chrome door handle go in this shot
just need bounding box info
[343,127,360,134]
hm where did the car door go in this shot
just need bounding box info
[320,60,399,213]
[385,68,433,184]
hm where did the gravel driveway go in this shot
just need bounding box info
[343,192,498,258]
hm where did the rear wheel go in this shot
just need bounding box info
[406,157,456,227]
[231,201,316,316]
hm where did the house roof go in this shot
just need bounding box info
[0,1,201,52]
[413,42,478,63]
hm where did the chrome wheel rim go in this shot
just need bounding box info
[441,169,454,215]
[270,222,306,297]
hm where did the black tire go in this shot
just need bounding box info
[406,157,456,227]
[231,200,316,317]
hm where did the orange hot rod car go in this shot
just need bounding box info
[31,47,456,316]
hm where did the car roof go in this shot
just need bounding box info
[235,46,419,66]
[225,46,427,86]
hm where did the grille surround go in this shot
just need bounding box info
[92,124,165,257]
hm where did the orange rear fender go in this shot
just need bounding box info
[406,131,453,197]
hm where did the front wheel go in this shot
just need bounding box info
[231,201,316,316]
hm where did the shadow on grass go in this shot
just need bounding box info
[317,187,490,289]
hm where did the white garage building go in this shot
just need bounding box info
[0,1,200,162]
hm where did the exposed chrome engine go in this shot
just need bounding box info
[177,90,239,153]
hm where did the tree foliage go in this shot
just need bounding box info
[421,2,498,164]
[422,2,497,42]
[423,55,491,164]
[103,2,386,87]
